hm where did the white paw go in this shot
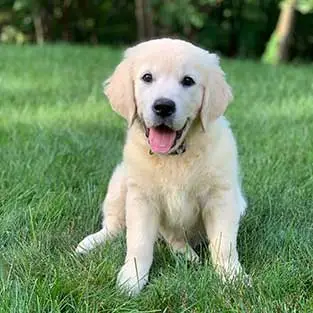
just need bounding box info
[173,246,200,263]
[217,262,251,286]
[185,248,200,263]
[75,230,107,254]
[241,272,252,287]
[224,270,252,287]
[117,262,149,296]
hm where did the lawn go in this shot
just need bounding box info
[1,44,313,313]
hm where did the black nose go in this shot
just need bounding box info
[153,98,176,118]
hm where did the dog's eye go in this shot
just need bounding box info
[141,73,153,83]
[181,76,195,87]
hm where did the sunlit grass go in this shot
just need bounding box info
[1,44,313,312]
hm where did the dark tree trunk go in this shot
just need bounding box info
[135,0,145,40]
[61,0,72,41]
[228,0,244,57]
[135,0,155,41]
[32,10,44,44]
[145,0,155,38]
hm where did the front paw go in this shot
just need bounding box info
[117,262,149,296]
[75,230,107,254]
[217,262,252,286]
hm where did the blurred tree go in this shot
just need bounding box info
[297,0,313,13]
[262,0,313,63]
[135,0,155,40]
[153,0,205,39]
[0,0,312,61]
[13,0,47,44]
[262,0,297,63]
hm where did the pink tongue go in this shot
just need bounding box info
[148,127,176,154]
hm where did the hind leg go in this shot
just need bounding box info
[169,239,199,263]
[161,229,200,263]
[76,163,126,254]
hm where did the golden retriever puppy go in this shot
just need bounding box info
[76,38,247,295]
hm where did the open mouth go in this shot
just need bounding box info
[144,121,188,154]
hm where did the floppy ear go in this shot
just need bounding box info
[104,58,136,126]
[200,54,233,131]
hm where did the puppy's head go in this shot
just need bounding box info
[104,38,233,154]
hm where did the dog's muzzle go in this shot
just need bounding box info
[143,119,189,156]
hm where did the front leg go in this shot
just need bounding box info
[203,188,245,281]
[117,184,159,295]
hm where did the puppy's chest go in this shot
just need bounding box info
[159,186,200,230]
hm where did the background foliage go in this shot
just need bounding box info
[0,0,313,61]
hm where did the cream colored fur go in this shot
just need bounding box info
[76,38,247,295]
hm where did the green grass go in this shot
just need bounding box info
[1,44,313,312]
